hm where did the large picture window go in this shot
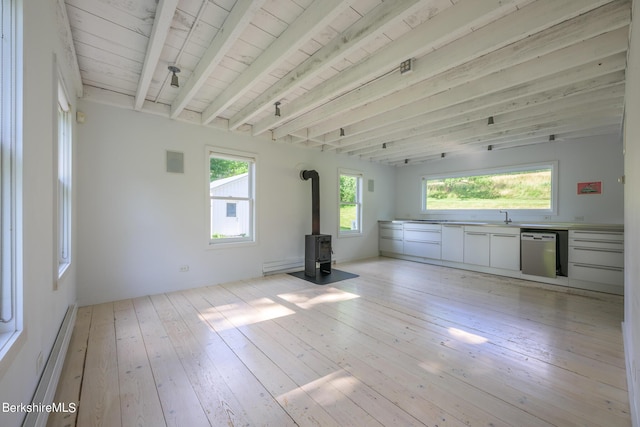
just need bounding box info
[422,163,556,213]
[208,148,255,244]
[339,170,363,236]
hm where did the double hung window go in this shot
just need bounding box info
[338,171,363,235]
[208,148,255,244]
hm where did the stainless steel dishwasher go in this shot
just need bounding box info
[521,232,557,278]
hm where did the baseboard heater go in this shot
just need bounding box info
[22,304,77,427]
[263,258,304,275]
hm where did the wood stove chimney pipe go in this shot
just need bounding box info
[300,170,320,235]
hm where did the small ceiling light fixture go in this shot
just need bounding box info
[488,116,494,125]
[274,101,281,117]
[487,145,493,151]
[340,128,345,137]
[404,159,409,164]
[382,143,387,149]
[441,153,446,158]
[168,65,181,88]
[549,134,556,141]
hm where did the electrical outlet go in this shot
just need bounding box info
[179,265,189,272]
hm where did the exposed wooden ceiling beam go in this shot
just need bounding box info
[252,0,529,136]
[134,0,179,111]
[56,0,83,97]
[387,121,623,165]
[332,52,627,152]
[169,0,266,119]
[372,104,623,163]
[336,53,627,154]
[315,1,629,143]
[200,0,354,126]
[350,83,625,158]
[226,0,429,130]
[345,76,625,158]
[273,0,623,140]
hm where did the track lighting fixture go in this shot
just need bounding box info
[549,134,555,141]
[340,128,345,137]
[404,159,409,164]
[274,101,281,117]
[488,116,494,125]
[168,65,181,88]
[441,153,446,158]
[382,143,387,149]
[488,145,493,151]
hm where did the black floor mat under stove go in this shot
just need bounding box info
[288,269,358,285]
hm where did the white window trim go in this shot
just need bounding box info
[206,146,257,247]
[1,0,24,366]
[57,80,72,280]
[421,161,558,215]
[338,169,363,237]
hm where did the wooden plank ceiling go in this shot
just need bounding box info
[62,0,631,165]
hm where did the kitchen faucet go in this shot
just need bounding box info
[499,210,512,224]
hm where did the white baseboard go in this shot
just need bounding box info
[623,321,639,427]
[263,258,304,275]
[22,304,77,427]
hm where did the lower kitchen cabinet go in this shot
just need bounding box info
[403,223,441,259]
[568,230,624,291]
[489,229,521,271]
[379,222,403,254]
[441,225,464,262]
[463,227,490,266]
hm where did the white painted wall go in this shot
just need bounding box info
[0,1,78,426]
[623,0,640,423]
[75,101,395,306]
[394,134,624,224]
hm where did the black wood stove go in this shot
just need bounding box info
[300,170,332,277]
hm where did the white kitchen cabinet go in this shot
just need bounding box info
[379,222,403,254]
[403,223,441,259]
[464,227,490,266]
[441,224,464,262]
[568,230,624,291]
[490,229,520,270]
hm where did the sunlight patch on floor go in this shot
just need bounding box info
[278,287,360,309]
[200,298,295,330]
[448,327,489,344]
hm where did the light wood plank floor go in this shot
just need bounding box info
[48,257,631,426]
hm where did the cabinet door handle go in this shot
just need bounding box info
[573,263,623,272]
[492,234,517,238]
[466,232,488,236]
[573,247,623,254]
[572,239,622,245]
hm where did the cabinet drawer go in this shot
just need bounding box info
[404,240,441,259]
[569,246,624,268]
[569,238,624,251]
[569,230,623,242]
[403,223,441,232]
[380,228,403,239]
[380,238,403,254]
[569,263,623,286]
[404,229,441,243]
